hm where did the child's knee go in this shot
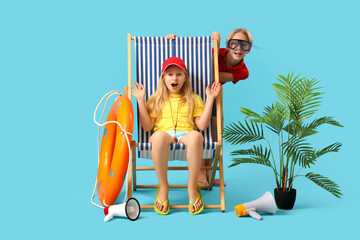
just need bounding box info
[189,131,204,145]
[150,131,172,146]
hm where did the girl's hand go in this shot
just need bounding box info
[212,32,221,44]
[206,82,221,100]
[132,81,146,101]
[164,34,177,40]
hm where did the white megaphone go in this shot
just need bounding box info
[104,198,140,222]
[234,191,276,220]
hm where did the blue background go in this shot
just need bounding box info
[1,0,359,239]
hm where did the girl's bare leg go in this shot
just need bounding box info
[180,131,204,213]
[150,131,174,213]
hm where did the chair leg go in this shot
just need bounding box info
[208,159,218,191]
[127,156,132,199]
[219,149,225,212]
[131,142,137,191]
[209,145,221,190]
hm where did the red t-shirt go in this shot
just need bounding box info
[215,48,249,84]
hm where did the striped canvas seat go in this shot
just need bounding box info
[134,36,216,161]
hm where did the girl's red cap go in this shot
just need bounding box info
[162,56,187,72]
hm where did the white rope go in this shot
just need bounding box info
[91,90,133,209]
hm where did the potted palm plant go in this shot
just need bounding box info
[223,72,343,209]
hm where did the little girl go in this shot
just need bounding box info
[132,56,221,215]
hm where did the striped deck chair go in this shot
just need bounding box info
[126,34,225,211]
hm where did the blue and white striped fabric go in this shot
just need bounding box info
[134,36,216,161]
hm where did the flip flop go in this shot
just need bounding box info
[154,186,170,215]
[213,178,226,187]
[189,184,204,215]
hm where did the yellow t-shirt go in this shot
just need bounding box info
[147,93,204,132]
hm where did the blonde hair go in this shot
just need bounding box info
[146,68,198,123]
[226,28,253,45]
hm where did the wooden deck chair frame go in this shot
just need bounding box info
[125,33,225,212]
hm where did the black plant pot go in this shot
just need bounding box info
[274,188,297,210]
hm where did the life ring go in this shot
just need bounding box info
[97,95,134,206]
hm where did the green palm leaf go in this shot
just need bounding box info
[273,102,290,122]
[305,172,342,198]
[300,116,344,138]
[291,77,322,121]
[231,145,271,160]
[282,137,315,167]
[308,116,344,128]
[263,105,285,134]
[223,120,264,145]
[240,107,263,120]
[229,157,272,168]
[273,72,302,121]
[297,78,323,121]
[283,120,303,136]
[273,73,324,122]
[315,142,342,158]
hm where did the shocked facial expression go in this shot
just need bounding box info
[163,65,187,94]
[227,32,251,62]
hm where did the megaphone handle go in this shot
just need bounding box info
[248,211,262,220]
[104,213,114,222]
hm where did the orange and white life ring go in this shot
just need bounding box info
[96,95,134,207]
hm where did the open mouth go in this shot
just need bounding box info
[171,83,178,87]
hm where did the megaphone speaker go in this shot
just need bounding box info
[234,191,276,220]
[104,197,140,222]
